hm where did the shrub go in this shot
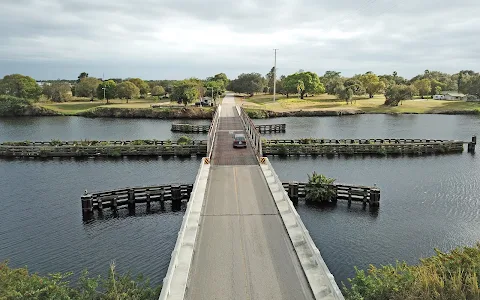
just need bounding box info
[376,146,387,156]
[177,136,192,145]
[305,172,336,203]
[344,243,480,300]
[277,144,287,156]
[299,138,316,144]
[0,261,161,299]
[49,139,63,146]
[131,140,147,146]
[245,108,268,119]
[0,95,33,116]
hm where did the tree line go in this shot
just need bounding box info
[227,69,480,106]
[1,69,479,107]
[0,72,229,105]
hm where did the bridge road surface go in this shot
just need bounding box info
[185,94,314,300]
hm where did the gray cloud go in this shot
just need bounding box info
[0,0,479,80]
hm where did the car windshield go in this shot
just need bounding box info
[235,135,245,141]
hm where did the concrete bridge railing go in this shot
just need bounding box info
[158,158,210,300]
[207,105,221,158]
[236,105,262,158]
[260,157,345,300]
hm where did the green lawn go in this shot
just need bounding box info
[40,102,105,115]
[39,98,198,115]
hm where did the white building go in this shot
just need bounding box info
[433,91,467,101]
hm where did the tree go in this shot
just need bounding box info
[335,85,354,104]
[413,78,431,98]
[283,71,325,99]
[430,80,446,96]
[276,75,286,96]
[170,80,200,105]
[127,78,150,97]
[96,80,117,103]
[282,77,298,98]
[77,72,88,83]
[384,84,416,106]
[305,172,336,203]
[322,71,342,95]
[265,67,276,94]
[204,80,223,100]
[151,85,166,97]
[359,73,385,98]
[0,74,42,100]
[227,73,265,96]
[212,73,229,92]
[75,77,101,99]
[344,79,366,96]
[43,82,72,102]
[462,74,480,98]
[116,81,140,103]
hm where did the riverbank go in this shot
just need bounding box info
[2,96,479,119]
[9,102,214,119]
[237,94,480,118]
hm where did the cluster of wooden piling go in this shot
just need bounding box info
[171,123,286,133]
[256,124,286,133]
[283,182,380,206]
[262,137,476,156]
[81,184,193,219]
[171,124,210,133]
[0,140,207,158]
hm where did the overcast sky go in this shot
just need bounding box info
[1,0,479,80]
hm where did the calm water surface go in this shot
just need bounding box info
[1,115,479,286]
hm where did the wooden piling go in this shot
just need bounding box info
[128,189,135,213]
[288,182,299,204]
[160,188,165,210]
[171,185,181,210]
[370,189,380,206]
[146,191,151,212]
[111,195,118,212]
[98,198,103,211]
[81,194,93,219]
[468,136,476,153]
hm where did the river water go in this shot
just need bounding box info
[0,115,479,287]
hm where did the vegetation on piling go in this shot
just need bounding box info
[344,243,480,300]
[0,261,161,299]
[305,172,336,203]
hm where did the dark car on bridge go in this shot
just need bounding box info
[233,134,247,148]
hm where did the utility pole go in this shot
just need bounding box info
[273,49,278,102]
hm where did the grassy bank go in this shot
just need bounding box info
[38,98,177,116]
[344,243,480,300]
[0,262,161,299]
[236,94,480,116]
[28,99,213,119]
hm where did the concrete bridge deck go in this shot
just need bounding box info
[160,94,343,300]
[185,96,314,299]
